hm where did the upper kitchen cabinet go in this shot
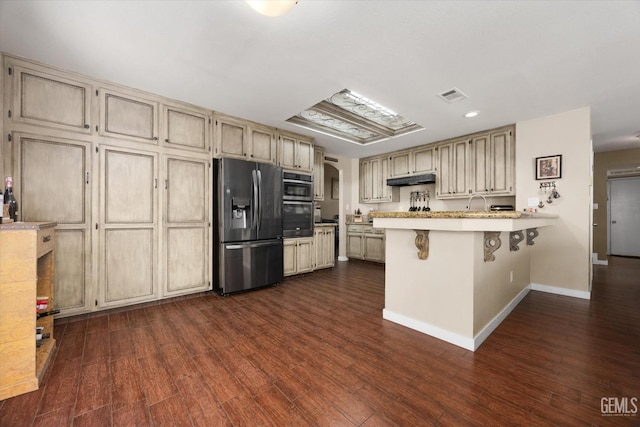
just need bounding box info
[99,88,159,145]
[388,150,411,178]
[278,130,314,173]
[247,122,277,164]
[388,146,435,178]
[360,155,399,203]
[471,126,515,196]
[314,146,325,200]
[412,146,435,174]
[214,114,277,164]
[436,138,471,199]
[161,102,212,154]
[5,58,92,135]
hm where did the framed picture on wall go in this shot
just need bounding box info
[331,178,339,199]
[535,154,562,180]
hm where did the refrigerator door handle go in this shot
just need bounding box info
[226,241,280,250]
[251,169,258,231]
[257,169,262,231]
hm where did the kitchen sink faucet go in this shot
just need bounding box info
[466,194,488,211]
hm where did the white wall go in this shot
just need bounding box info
[515,107,592,293]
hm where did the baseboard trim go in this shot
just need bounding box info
[592,253,608,265]
[473,286,531,350]
[382,309,475,351]
[529,283,591,300]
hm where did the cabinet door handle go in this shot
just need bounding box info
[42,235,52,243]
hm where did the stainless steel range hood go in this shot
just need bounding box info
[387,173,436,187]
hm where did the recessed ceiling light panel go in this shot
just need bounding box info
[464,110,479,118]
[287,89,423,145]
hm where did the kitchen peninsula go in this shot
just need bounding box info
[369,210,557,351]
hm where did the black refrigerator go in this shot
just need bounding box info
[213,158,283,295]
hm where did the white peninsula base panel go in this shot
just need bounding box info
[373,214,556,351]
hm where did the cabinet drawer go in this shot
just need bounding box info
[37,228,55,257]
[347,225,367,233]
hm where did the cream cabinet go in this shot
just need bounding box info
[6,60,93,135]
[99,146,159,308]
[471,127,514,196]
[15,134,92,316]
[213,114,276,164]
[99,88,159,144]
[436,138,472,199]
[162,102,211,153]
[359,156,399,203]
[283,237,314,276]
[387,146,435,178]
[163,156,210,296]
[347,224,385,263]
[389,150,412,178]
[412,146,436,174]
[314,225,335,269]
[313,146,325,200]
[278,130,314,173]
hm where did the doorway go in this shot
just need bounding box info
[608,177,640,257]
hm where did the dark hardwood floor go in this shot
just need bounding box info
[1,257,639,426]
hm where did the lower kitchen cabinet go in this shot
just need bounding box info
[347,224,385,263]
[283,237,314,276]
[313,225,335,269]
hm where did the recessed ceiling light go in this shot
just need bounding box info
[464,111,479,118]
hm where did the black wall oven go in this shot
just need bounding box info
[282,172,314,237]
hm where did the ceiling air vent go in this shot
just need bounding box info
[437,87,469,103]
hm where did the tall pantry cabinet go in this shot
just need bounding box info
[0,54,211,316]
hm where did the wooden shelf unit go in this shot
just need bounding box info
[0,222,57,400]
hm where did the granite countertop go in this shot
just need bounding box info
[368,211,557,219]
[314,222,337,227]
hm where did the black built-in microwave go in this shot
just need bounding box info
[283,171,313,201]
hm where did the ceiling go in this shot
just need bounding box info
[1,1,639,158]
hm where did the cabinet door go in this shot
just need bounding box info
[359,160,372,202]
[100,147,158,307]
[10,64,92,134]
[452,139,471,196]
[370,158,383,201]
[488,130,513,195]
[296,239,314,273]
[389,151,411,178]
[100,89,159,144]
[214,114,246,159]
[313,228,324,269]
[248,124,276,164]
[471,134,490,194]
[162,104,211,153]
[347,233,364,259]
[296,139,314,173]
[314,147,324,200]
[412,146,435,174]
[283,239,297,276]
[364,233,385,262]
[17,135,92,315]
[436,144,452,197]
[278,134,297,169]
[323,228,335,267]
[163,156,209,296]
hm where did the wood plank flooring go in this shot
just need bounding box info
[1,257,639,426]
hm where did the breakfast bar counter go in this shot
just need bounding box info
[368,211,557,351]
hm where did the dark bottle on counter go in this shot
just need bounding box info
[4,176,18,222]
[0,187,3,224]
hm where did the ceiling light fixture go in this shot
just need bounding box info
[246,0,298,17]
[464,111,479,118]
